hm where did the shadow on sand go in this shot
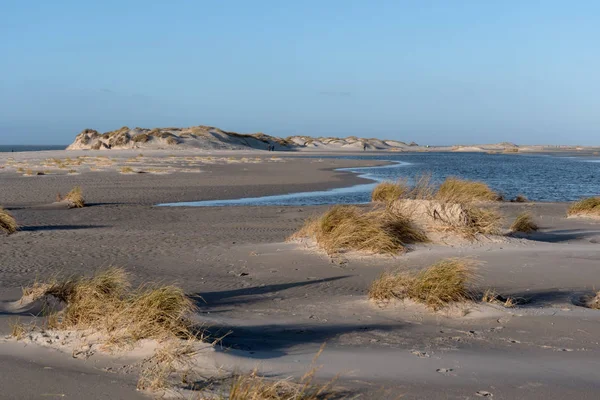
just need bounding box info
[193,276,350,308]
[510,229,600,243]
[19,224,109,232]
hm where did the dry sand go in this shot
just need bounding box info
[1,150,600,399]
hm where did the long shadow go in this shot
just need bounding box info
[193,276,350,308]
[19,224,109,232]
[510,229,600,243]
[487,288,595,308]
[206,322,403,359]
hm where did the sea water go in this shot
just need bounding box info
[160,152,600,206]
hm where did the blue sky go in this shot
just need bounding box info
[1,0,599,145]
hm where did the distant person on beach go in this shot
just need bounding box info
[363,143,367,151]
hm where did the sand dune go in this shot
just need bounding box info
[66,125,416,152]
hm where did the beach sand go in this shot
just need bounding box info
[1,150,600,399]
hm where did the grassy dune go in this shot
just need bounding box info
[369,259,477,310]
[568,197,600,217]
[0,207,18,234]
[292,205,428,255]
[510,212,539,233]
[436,177,501,203]
[371,175,500,204]
[21,267,196,345]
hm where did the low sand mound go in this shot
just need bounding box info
[390,199,503,242]
[391,199,470,229]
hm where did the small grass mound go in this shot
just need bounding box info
[463,205,503,236]
[511,194,528,203]
[292,205,428,255]
[436,177,500,203]
[481,289,517,308]
[368,258,477,310]
[58,186,85,208]
[20,267,196,345]
[227,368,334,400]
[0,207,18,234]
[568,197,600,217]
[371,180,410,203]
[585,292,600,309]
[510,212,538,233]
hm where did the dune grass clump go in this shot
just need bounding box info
[585,292,600,309]
[568,197,600,217]
[462,205,503,236]
[226,368,334,400]
[120,166,134,174]
[371,180,410,203]
[510,212,538,233]
[511,194,528,203]
[481,289,517,308]
[293,205,427,255]
[57,186,85,208]
[436,177,500,204]
[20,267,196,345]
[0,207,18,234]
[368,259,477,310]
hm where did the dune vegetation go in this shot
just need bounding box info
[568,197,600,218]
[510,212,539,233]
[371,180,410,203]
[19,267,196,345]
[0,207,18,234]
[292,205,428,255]
[368,259,477,310]
[371,175,500,204]
[57,186,85,208]
[511,194,528,203]
[226,364,336,400]
[462,205,503,236]
[585,292,600,309]
[435,177,501,203]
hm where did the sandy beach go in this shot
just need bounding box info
[2,150,600,399]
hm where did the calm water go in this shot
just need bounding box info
[0,145,66,152]
[160,152,600,207]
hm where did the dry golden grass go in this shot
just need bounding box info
[371,180,410,203]
[120,166,134,174]
[58,186,85,208]
[225,346,336,400]
[0,207,19,235]
[568,197,600,217]
[511,194,528,203]
[368,259,477,310]
[436,177,500,203]
[510,212,538,233]
[462,205,503,236]
[585,292,600,309]
[292,205,427,255]
[0,207,18,234]
[481,289,516,308]
[21,267,196,346]
[137,339,197,391]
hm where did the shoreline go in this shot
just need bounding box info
[157,160,405,207]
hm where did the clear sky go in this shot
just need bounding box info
[1,0,599,145]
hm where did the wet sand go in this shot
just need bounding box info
[1,151,600,399]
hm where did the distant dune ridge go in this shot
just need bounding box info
[67,125,572,153]
[66,125,417,152]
